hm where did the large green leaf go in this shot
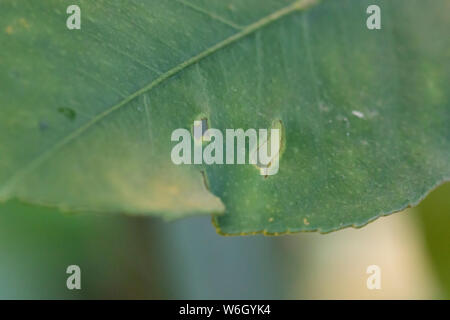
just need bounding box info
[1,0,449,234]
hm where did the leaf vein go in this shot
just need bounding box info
[0,0,319,198]
[176,0,243,30]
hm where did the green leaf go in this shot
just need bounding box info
[1,0,449,234]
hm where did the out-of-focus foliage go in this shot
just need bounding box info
[417,182,450,298]
[0,195,447,299]
[0,200,166,299]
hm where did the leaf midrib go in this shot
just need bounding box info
[0,0,319,198]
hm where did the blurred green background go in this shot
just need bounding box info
[0,182,448,299]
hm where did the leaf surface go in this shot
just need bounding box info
[0,0,449,233]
